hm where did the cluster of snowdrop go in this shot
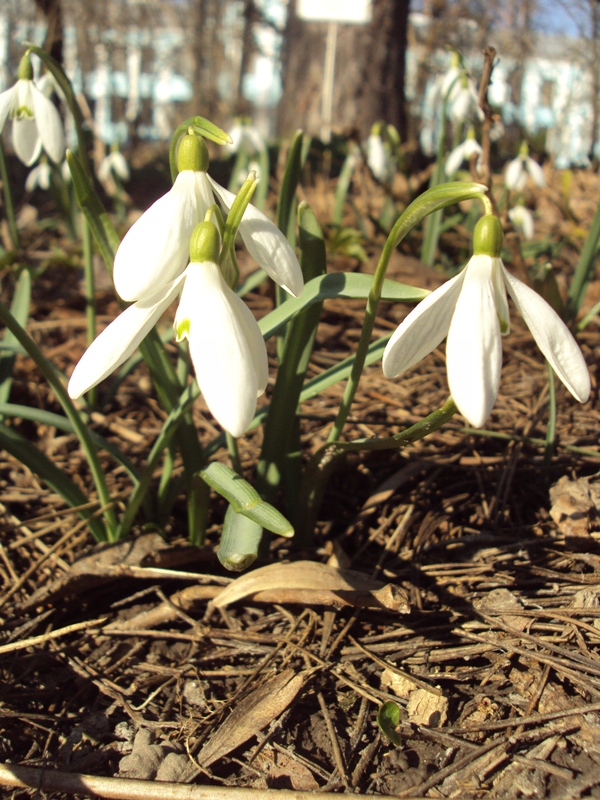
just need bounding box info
[67,131,303,437]
[0,46,590,444]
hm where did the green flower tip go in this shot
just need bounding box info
[177,133,209,173]
[473,214,503,258]
[189,220,220,263]
[18,52,33,81]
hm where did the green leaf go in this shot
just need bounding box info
[259,272,428,341]
[377,701,402,746]
[0,269,31,409]
[218,506,263,572]
[200,462,293,537]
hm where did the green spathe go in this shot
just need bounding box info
[177,133,209,173]
[473,214,503,258]
[190,220,220,263]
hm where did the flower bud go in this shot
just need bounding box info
[189,220,220,263]
[473,214,503,258]
[18,53,33,81]
[177,133,209,173]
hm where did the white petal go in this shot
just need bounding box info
[182,262,268,437]
[30,83,64,163]
[0,84,17,134]
[111,151,130,181]
[25,166,40,192]
[366,134,388,181]
[446,255,503,427]
[382,271,466,378]
[501,266,591,403]
[67,280,182,399]
[13,117,41,166]
[208,177,304,297]
[490,256,510,334]
[445,142,466,176]
[505,158,526,192]
[525,157,545,188]
[113,170,212,302]
[508,206,534,241]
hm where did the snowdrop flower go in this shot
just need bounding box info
[226,117,266,156]
[449,76,484,124]
[68,220,268,437]
[505,144,545,191]
[508,205,534,240]
[0,53,64,166]
[113,131,303,304]
[382,214,590,428]
[366,124,392,182]
[98,147,130,184]
[445,129,483,177]
[25,157,51,191]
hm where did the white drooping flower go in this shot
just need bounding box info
[68,132,303,437]
[98,149,130,184]
[449,78,484,124]
[112,132,303,304]
[25,157,51,191]
[366,123,394,182]
[68,220,269,437]
[0,53,64,166]
[508,205,535,240]
[445,130,483,177]
[505,144,546,192]
[382,214,590,428]
[226,118,266,156]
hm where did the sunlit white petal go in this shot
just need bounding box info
[208,177,304,297]
[446,255,502,427]
[114,170,212,303]
[525,157,545,188]
[68,279,183,399]
[445,142,467,176]
[30,83,64,163]
[366,134,388,181]
[179,261,268,437]
[382,271,465,378]
[505,158,526,192]
[0,84,17,132]
[25,161,51,192]
[13,116,41,165]
[501,266,591,403]
[508,206,534,241]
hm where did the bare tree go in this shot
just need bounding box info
[277,0,410,141]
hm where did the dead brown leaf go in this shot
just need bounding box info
[197,669,308,767]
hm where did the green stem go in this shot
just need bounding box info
[544,364,557,467]
[566,193,600,322]
[0,139,20,250]
[327,182,487,443]
[299,398,458,543]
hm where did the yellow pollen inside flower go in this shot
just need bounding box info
[175,318,190,342]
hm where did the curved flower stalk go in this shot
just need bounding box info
[508,205,535,240]
[113,131,303,303]
[383,214,590,428]
[0,53,64,166]
[505,143,545,191]
[445,129,483,177]
[69,220,268,437]
[25,157,51,191]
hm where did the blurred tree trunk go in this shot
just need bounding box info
[277,0,410,140]
[33,0,63,63]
